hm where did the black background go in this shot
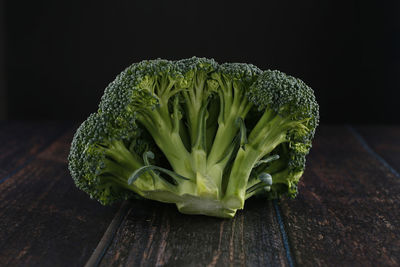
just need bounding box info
[1,0,399,123]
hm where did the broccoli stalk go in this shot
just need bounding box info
[224,110,308,209]
[68,57,319,218]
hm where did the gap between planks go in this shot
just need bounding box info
[347,125,400,178]
[85,201,131,267]
[273,200,295,267]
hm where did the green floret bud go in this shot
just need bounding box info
[69,57,319,218]
[68,113,140,205]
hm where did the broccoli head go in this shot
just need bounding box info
[68,57,319,218]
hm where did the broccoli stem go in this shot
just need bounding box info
[207,79,252,168]
[99,141,154,196]
[102,142,190,199]
[153,130,194,179]
[223,112,291,209]
[205,97,219,152]
[223,147,260,209]
[137,98,193,179]
[176,195,236,218]
[245,182,271,200]
[181,76,208,150]
[187,148,221,198]
[207,116,238,166]
[104,140,143,169]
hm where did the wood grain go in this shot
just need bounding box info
[355,125,400,174]
[0,128,119,267]
[99,198,289,267]
[279,126,400,266]
[2,123,399,266]
[0,121,71,179]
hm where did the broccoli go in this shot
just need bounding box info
[68,57,319,218]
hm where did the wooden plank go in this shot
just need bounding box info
[354,125,400,174]
[0,121,71,180]
[279,126,400,266]
[0,129,119,267]
[99,198,290,266]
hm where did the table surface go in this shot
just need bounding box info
[0,122,399,267]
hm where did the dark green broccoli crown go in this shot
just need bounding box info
[248,70,319,127]
[68,113,139,205]
[174,57,217,74]
[98,58,217,122]
[248,69,319,143]
[174,57,219,96]
[134,58,174,75]
[218,62,262,82]
[99,60,171,121]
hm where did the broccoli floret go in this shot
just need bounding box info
[68,57,319,218]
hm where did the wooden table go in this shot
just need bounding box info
[0,122,399,267]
